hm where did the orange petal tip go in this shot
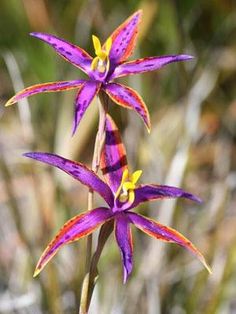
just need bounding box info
[203,260,212,275]
[5,98,15,107]
[146,122,151,134]
[33,268,41,278]
[133,9,143,16]
[198,253,212,274]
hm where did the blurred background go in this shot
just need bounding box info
[1,0,236,313]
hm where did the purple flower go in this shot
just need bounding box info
[6,10,193,134]
[24,115,211,282]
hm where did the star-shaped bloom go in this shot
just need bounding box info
[6,10,193,134]
[24,115,211,282]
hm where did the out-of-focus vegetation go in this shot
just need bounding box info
[1,0,236,313]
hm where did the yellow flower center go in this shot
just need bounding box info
[91,35,112,73]
[115,169,142,205]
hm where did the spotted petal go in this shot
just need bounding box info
[128,212,212,273]
[72,81,101,135]
[108,10,142,65]
[34,207,112,276]
[132,184,202,209]
[110,55,193,79]
[5,80,85,107]
[24,152,114,207]
[104,83,150,132]
[100,114,128,193]
[115,214,133,283]
[30,32,92,74]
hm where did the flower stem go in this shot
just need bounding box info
[79,92,108,314]
[86,221,114,310]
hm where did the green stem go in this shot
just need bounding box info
[79,92,108,314]
[86,221,114,310]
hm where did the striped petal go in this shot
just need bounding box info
[104,83,150,132]
[34,207,113,276]
[24,152,114,207]
[5,80,85,107]
[115,214,133,283]
[72,81,101,135]
[30,32,92,74]
[100,114,128,193]
[110,55,193,79]
[132,184,202,209]
[108,10,142,65]
[128,212,212,273]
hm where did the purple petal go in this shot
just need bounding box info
[115,214,133,283]
[100,114,128,193]
[132,184,202,208]
[34,207,113,276]
[110,55,193,80]
[24,152,114,207]
[72,81,101,135]
[128,212,211,273]
[108,10,142,65]
[5,80,85,107]
[30,32,92,74]
[104,83,151,132]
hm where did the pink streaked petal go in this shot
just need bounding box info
[72,81,101,135]
[110,55,194,80]
[104,83,151,132]
[115,214,133,283]
[5,80,85,107]
[34,207,113,276]
[24,152,114,207]
[107,10,142,64]
[100,114,128,193]
[131,184,202,209]
[128,212,212,274]
[30,32,92,74]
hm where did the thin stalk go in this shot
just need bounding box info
[86,221,114,310]
[79,92,108,314]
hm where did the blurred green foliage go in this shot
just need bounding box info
[1,0,236,313]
